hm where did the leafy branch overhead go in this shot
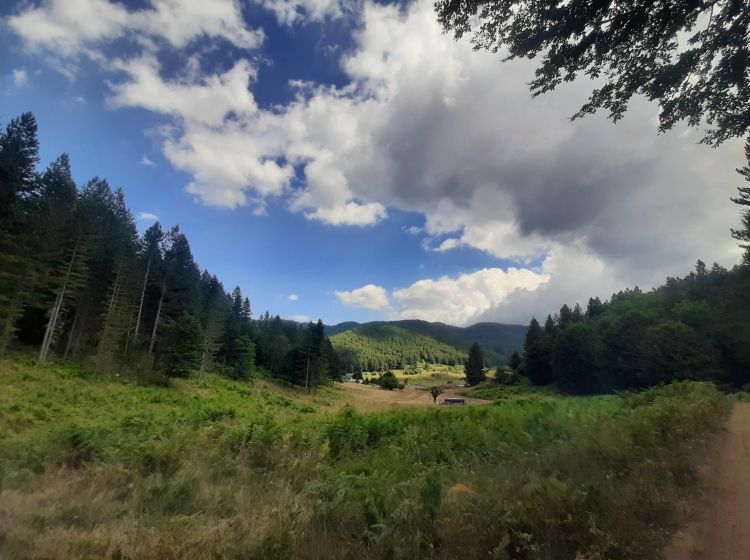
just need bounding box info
[436,0,750,145]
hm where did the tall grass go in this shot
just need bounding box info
[0,356,730,559]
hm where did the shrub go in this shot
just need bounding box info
[379,371,399,391]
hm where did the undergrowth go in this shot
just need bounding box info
[0,356,730,559]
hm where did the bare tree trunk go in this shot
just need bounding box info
[39,290,64,363]
[63,307,79,360]
[148,278,166,354]
[39,240,78,363]
[99,265,122,351]
[134,258,150,338]
[123,295,138,358]
[71,306,87,360]
[200,350,208,377]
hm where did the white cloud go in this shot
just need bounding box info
[289,314,310,322]
[335,284,389,310]
[6,0,263,60]
[288,293,299,301]
[137,211,160,222]
[108,56,258,126]
[11,68,28,87]
[9,0,746,324]
[260,0,347,25]
[432,237,462,252]
[392,267,550,326]
[139,155,156,166]
[303,201,388,226]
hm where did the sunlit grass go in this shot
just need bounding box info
[0,354,730,559]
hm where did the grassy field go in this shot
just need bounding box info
[0,354,731,559]
[362,363,466,385]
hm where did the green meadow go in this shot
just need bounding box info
[0,355,729,559]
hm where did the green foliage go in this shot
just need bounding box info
[331,324,466,372]
[522,262,750,393]
[464,342,486,385]
[429,386,445,403]
[329,319,526,366]
[0,112,341,387]
[436,0,750,145]
[162,314,202,378]
[494,367,521,385]
[0,359,731,559]
[507,350,521,370]
[377,371,399,391]
[731,141,750,266]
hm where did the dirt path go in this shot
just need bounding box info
[665,402,750,560]
[336,382,489,411]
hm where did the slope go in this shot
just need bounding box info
[326,320,526,368]
[330,323,466,372]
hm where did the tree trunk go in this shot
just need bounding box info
[148,278,166,354]
[123,295,138,358]
[99,265,122,351]
[63,307,79,360]
[134,258,151,338]
[39,240,78,363]
[200,349,208,376]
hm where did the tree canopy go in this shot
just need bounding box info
[0,112,341,387]
[436,0,750,145]
[520,260,750,394]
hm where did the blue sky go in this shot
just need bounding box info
[1,0,744,326]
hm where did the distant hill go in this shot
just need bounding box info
[325,321,361,336]
[327,319,526,371]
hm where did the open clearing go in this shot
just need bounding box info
[665,402,750,560]
[336,381,490,411]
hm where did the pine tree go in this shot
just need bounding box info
[162,314,202,378]
[0,114,42,355]
[508,350,522,371]
[558,304,573,328]
[464,342,486,385]
[524,317,553,385]
[0,112,40,223]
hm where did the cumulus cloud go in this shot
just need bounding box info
[260,0,348,25]
[335,284,389,310]
[139,155,156,166]
[8,0,745,324]
[392,267,550,326]
[6,0,263,59]
[137,211,160,222]
[107,56,258,126]
[289,314,310,322]
[288,293,299,301]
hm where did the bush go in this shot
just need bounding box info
[495,367,521,385]
[379,371,399,390]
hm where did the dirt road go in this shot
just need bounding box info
[336,382,489,411]
[665,402,750,560]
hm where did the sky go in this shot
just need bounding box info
[0,0,745,327]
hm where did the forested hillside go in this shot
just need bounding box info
[330,324,467,372]
[0,112,340,387]
[520,261,750,394]
[327,319,526,369]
